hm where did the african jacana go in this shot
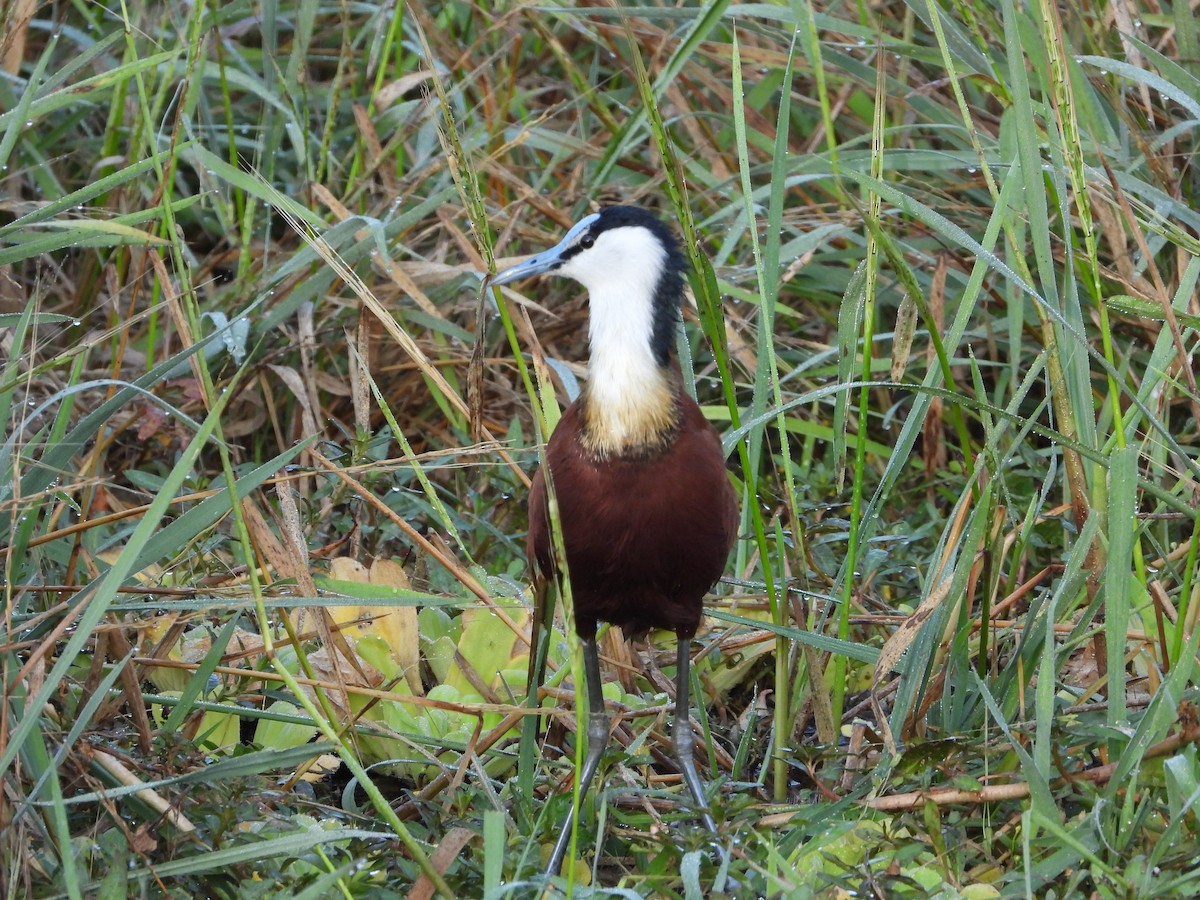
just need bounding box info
[489,205,739,875]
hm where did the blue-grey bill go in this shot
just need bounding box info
[487,212,600,286]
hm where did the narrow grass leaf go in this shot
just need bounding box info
[115,829,393,882]
[160,615,245,734]
[1105,446,1138,740]
[708,610,878,663]
[0,30,58,171]
[52,744,338,806]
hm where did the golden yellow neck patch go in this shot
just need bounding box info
[579,371,680,459]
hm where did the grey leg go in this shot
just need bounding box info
[677,637,738,891]
[675,636,717,834]
[546,635,610,877]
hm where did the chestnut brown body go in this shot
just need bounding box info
[527,389,738,642]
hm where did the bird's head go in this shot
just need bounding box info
[491,205,685,290]
[490,205,688,367]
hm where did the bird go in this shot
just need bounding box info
[487,205,739,876]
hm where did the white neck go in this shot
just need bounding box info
[584,276,672,449]
[557,224,678,456]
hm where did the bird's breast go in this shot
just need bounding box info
[578,369,678,459]
[527,392,738,639]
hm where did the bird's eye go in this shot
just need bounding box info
[579,235,595,249]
